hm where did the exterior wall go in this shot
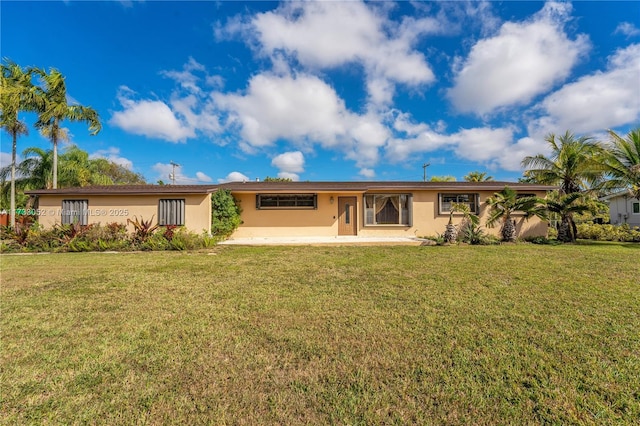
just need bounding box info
[35,193,212,234]
[608,196,640,227]
[232,193,341,237]
[230,190,549,239]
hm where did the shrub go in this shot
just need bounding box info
[211,189,242,237]
[522,235,562,245]
[577,223,640,242]
[127,216,159,246]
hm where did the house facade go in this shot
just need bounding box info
[26,181,554,239]
[602,190,640,227]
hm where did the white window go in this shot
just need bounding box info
[364,194,412,226]
[158,199,185,226]
[439,193,479,215]
[633,202,640,214]
[61,200,88,225]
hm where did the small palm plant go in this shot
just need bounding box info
[486,186,544,242]
[443,202,479,244]
[543,192,590,243]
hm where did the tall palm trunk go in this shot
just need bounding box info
[52,121,58,189]
[501,217,517,242]
[10,131,16,228]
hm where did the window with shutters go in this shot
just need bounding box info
[158,199,185,226]
[61,200,89,225]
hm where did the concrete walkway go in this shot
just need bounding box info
[219,236,429,246]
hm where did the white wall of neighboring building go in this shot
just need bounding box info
[606,193,640,227]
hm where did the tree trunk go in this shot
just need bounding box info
[52,138,58,189]
[501,217,517,242]
[557,217,573,243]
[444,222,458,243]
[10,132,16,228]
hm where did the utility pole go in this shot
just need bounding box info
[169,161,180,185]
[422,163,430,182]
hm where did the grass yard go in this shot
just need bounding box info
[1,243,639,424]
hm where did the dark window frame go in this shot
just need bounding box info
[256,194,318,210]
[438,193,480,215]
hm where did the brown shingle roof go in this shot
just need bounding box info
[25,181,556,196]
[25,184,219,195]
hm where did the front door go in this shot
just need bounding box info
[338,197,357,235]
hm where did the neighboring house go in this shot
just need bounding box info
[26,181,554,238]
[601,190,640,228]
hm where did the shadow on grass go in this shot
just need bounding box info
[575,240,640,249]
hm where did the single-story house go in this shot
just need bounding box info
[25,181,555,239]
[601,190,640,227]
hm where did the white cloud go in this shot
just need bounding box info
[110,87,194,142]
[451,127,514,163]
[495,136,549,171]
[615,22,640,38]
[214,73,348,149]
[0,151,13,170]
[152,162,213,185]
[277,172,300,181]
[218,171,250,183]
[384,111,532,171]
[220,1,437,106]
[89,147,133,169]
[271,151,305,174]
[447,2,590,115]
[530,43,640,135]
[359,168,375,178]
[195,171,213,182]
[214,72,392,168]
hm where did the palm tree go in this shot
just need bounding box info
[8,147,54,191]
[33,67,101,189]
[543,192,590,243]
[486,186,542,242]
[521,131,604,195]
[463,171,493,182]
[443,202,479,243]
[1,60,36,227]
[603,128,640,200]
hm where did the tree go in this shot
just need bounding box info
[486,186,542,242]
[443,202,480,243]
[521,131,604,195]
[464,171,493,182]
[603,128,640,200]
[543,192,590,243]
[2,146,54,194]
[0,145,146,207]
[211,189,242,237]
[263,176,293,182]
[1,59,37,227]
[429,175,457,182]
[33,67,101,189]
[89,158,146,185]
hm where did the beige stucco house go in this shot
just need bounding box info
[26,181,554,239]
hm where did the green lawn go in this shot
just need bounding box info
[2,243,639,424]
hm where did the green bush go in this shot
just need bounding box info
[2,221,220,253]
[211,189,242,237]
[577,223,640,242]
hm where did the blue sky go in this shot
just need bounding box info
[2,1,639,184]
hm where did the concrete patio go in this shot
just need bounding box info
[218,236,430,246]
